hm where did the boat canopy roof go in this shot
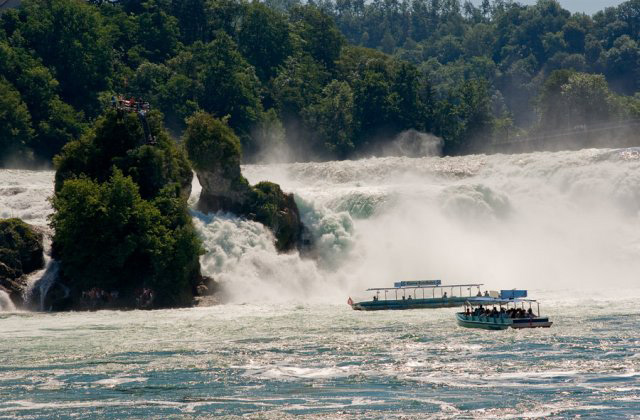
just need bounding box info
[367,283,483,291]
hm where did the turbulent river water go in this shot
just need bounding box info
[1,148,640,418]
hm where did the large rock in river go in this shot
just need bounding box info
[185,112,303,251]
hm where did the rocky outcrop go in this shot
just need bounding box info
[0,218,45,306]
[195,165,252,214]
[196,170,304,251]
[186,112,304,251]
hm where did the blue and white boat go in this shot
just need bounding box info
[455,290,553,330]
[349,280,488,311]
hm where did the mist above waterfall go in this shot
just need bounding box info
[232,147,640,301]
[4,148,640,309]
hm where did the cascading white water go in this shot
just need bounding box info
[0,290,15,311]
[3,148,640,309]
[205,147,640,302]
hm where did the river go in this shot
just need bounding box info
[1,148,640,417]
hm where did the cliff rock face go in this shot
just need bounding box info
[195,171,303,252]
[186,112,304,251]
[195,164,252,214]
[0,218,45,306]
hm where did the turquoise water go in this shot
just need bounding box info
[2,294,639,419]
[3,150,640,418]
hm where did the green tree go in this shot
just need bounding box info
[303,80,355,157]
[561,72,621,126]
[51,170,201,307]
[52,110,201,308]
[0,78,33,160]
[171,0,207,44]
[135,0,182,62]
[183,112,243,175]
[238,2,292,81]
[290,4,345,70]
[536,69,574,131]
[193,33,263,144]
[16,0,112,115]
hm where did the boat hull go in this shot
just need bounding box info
[352,297,470,311]
[455,313,552,330]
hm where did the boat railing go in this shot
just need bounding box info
[365,283,485,301]
[462,297,543,318]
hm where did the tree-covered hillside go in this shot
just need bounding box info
[317,0,640,128]
[0,0,639,163]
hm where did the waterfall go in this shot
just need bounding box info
[4,148,640,307]
[0,290,16,311]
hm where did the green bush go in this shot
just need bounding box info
[0,218,44,276]
[51,110,202,308]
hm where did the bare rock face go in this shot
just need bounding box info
[195,166,252,214]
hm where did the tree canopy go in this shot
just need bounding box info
[51,109,202,308]
[1,0,639,163]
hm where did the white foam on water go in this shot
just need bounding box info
[0,290,16,312]
[4,147,640,306]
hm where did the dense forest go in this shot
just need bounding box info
[0,0,639,164]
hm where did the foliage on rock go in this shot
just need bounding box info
[51,110,202,308]
[0,218,44,277]
[184,113,302,251]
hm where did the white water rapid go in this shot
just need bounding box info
[3,148,640,310]
[196,147,640,303]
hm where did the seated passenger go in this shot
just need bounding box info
[476,290,482,297]
[443,292,448,298]
[483,291,490,297]
[527,308,534,317]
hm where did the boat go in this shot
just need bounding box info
[348,280,488,311]
[455,290,553,330]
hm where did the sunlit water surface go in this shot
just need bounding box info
[1,294,640,419]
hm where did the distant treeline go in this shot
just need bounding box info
[1,0,639,164]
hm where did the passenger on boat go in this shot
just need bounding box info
[476,290,482,297]
[483,291,490,297]
[443,292,448,298]
[407,296,412,300]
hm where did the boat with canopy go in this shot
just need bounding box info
[348,280,487,310]
[455,290,553,330]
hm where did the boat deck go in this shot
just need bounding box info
[353,297,470,311]
[456,313,553,330]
